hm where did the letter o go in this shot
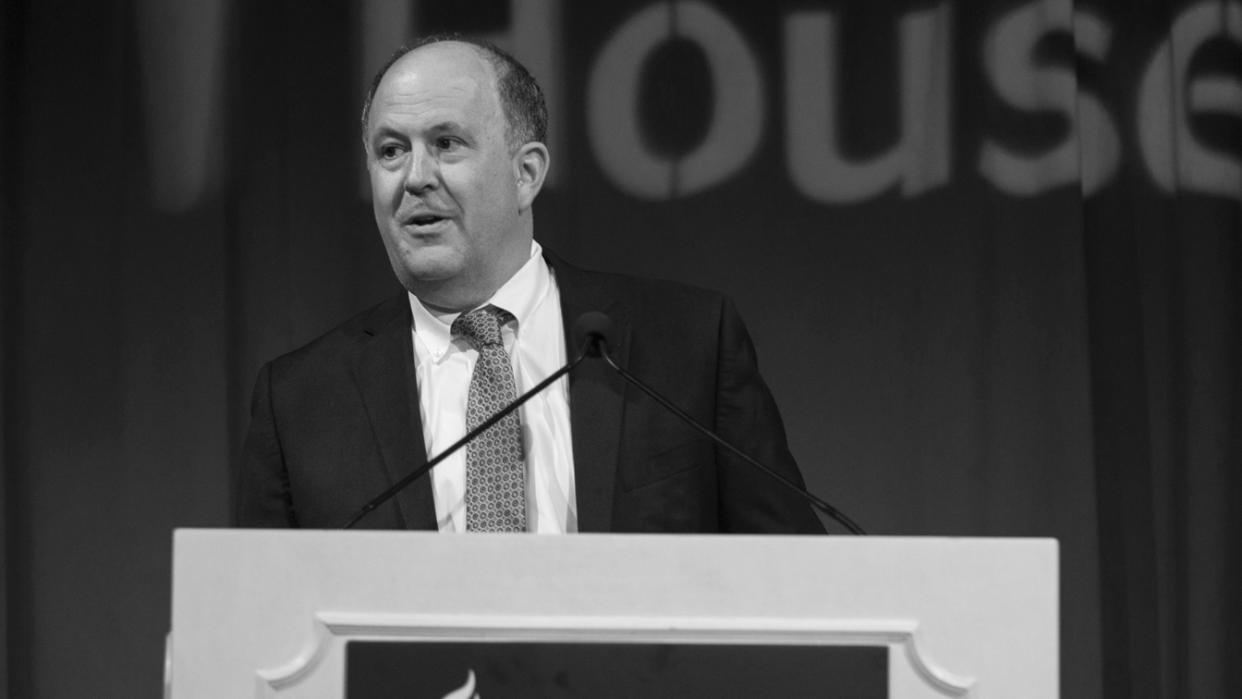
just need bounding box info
[587,2,764,199]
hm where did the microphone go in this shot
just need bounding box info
[582,311,867,535]
[339,318,597,529]
[573,311,615,357]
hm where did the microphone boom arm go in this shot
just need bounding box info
[596,343,867,535]
[340,343,591,529]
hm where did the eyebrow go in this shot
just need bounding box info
[369,121,472,143]
[427,121,470,136]
[369,125,405,143]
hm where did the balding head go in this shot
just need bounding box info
[362,35,548,153]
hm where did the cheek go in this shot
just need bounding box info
[368,168,402,211]
[469,169,519,217]
[449,160,513,201]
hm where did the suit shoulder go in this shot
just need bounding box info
[263,293,408,378]
[552,255,731,313]
[610,271,727,307]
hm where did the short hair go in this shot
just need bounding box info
[360,34,548,152]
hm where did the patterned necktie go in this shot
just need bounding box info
[451,305,527,532]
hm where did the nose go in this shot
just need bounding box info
[404,147,439,193]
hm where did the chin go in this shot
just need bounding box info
[393,249,465,285]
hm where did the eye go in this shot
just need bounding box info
[377,142,406,160]
[435,136,462,151]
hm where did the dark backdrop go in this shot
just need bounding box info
[3,1,1239,697]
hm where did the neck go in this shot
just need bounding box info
[418,296,472,315]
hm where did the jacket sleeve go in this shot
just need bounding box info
[234,362,298,527]
[713,298,828,534]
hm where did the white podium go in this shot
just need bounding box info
[165,531,1057,698]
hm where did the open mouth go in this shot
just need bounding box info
[406,214,448,228]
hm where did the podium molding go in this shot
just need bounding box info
[260,613,972,696]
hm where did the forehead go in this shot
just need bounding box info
[368,43,502,131]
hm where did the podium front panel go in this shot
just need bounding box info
[166,531,1057,698]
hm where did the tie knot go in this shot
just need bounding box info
[452,305,513,349]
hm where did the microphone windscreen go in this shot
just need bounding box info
[573,311,616,356]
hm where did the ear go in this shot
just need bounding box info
[513,141,550,210]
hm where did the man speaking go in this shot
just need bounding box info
[235,35,825,534]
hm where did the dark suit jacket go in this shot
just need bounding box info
[235,251,826,533]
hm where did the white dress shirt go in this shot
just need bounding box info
[408,242,577,533]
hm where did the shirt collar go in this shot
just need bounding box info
[408,241,549,361]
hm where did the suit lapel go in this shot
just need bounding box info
[352,295,438,530]
[547,252,630,533]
